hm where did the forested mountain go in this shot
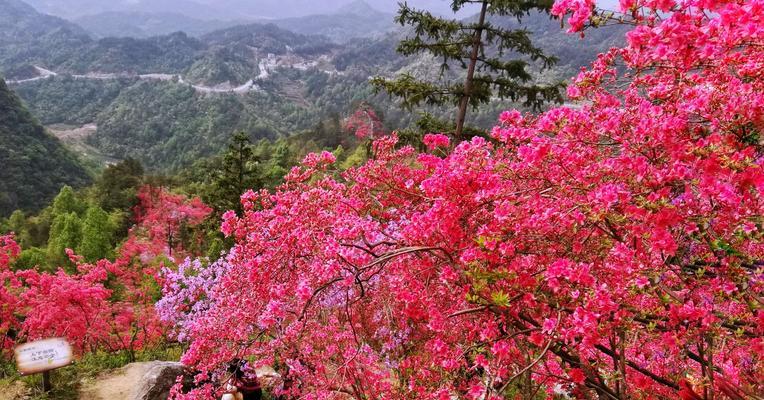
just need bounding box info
[0,78,90,216]
[74,12,245,38]
[2,0,627,172]
[0,0,91,74]
[73,1,394,42]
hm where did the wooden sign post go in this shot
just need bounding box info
[14,338,73,392]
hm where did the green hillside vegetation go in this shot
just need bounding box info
[200,23,337,57]
[0,78,91,216]
[3,0,627,175]
[0,0,333,81]
[0,124,365,268]
[58,32,205,74]
[0,0,91,72]
[13,76,132,125]
[184,48,256,86]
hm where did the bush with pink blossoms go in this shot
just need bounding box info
[165,0,764,398]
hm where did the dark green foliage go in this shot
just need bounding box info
[372,0,565,136]
[0,0,91,73]
[6,208,54,249]
[0,79,91,217]
[184,48,255,86]
[6,210,25,235]
[92,158,144,238]
[60,32,204,74]
[208,132,260,215]
[93,158,144,211]
[86,79,333,171]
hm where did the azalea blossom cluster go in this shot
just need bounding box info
[343,103,385,140]
[165,0,764,398]
[0,186,211,357]
[156,256,233,343]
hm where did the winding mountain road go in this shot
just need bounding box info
[6,66,262,94]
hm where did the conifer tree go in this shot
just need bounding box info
[94,158,144,212]
[78,206,114,262]
[52,186,85,217]
[372,0,563,138]
[210,132,260,215]
[46,212,82,271]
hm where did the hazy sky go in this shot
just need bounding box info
[24,0,621,20]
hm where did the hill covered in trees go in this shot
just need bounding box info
[2,0,626,173]
[0,78,90,216]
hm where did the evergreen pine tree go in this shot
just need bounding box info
[78,206,114,262]
[372,0,564,138]
[47,212,82,271]
[52,185,86,217]
[94,158,144,212]
[210,132,260,215]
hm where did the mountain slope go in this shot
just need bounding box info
[0,0,92,73]
[0,78,91,216]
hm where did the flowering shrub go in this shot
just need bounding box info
[0,187,210,357]
[166,0,764,398]
[127,186,212,261]
[0,235,21,353]
[157,256,233,343]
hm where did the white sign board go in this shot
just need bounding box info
[14,338,73,375]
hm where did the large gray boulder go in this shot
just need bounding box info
[132,361,190,400]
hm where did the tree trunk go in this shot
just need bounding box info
[455,0,488,139]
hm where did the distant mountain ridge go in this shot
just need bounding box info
[23,0,462,20]
[74,12,246,38]
[0,0,335,84]
[68,0,394,43]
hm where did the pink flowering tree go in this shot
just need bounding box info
[344,103,385,140]
[0,187,211,359]
[130,186,212,260]
[168,0,764,398]
[0,235,21,354]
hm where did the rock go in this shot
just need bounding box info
[131,361,190,400]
